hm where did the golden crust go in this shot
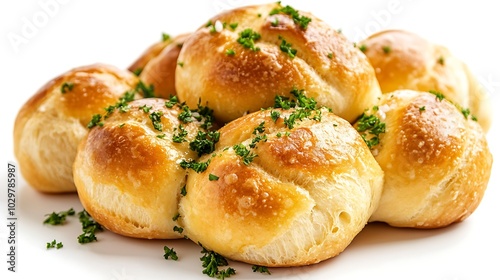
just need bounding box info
[179,109,384,266]
[360,29,491,132]
[73,98,202,239]
[138,33,191,98]
[13,64,138,193]
[176,3,381,124]
[360,90,493,228]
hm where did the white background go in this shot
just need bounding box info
[0,1,499,279]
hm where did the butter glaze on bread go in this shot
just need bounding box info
[357,90,493,228]
[14,64,138,193]
[178,108,384,266]
[73,98,204,239]
[360,29,491,132]
[176,3,381,124]
[132,33,191,98]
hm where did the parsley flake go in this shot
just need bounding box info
[209,174,219,181]
[162,33,171,42]
[279,37,297,58]
[252,265,271,274]
[429,90,445,102]
[356,113,386,149]
[226,49,236,56]
[237,28,261,51]
[164,246,179,261]
[61,82,74,94]
[46,239,63,249]
[87,114,103,128]
[149,111,164,131]
[199,244,236,279]
[270,4,311,29]
[359,44,367,52]
[43,208,75,225]
[233,144,258,165]
[382,46,391,54]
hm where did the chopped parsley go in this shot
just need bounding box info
[233,144,258,166]
[237,28,261,51]
[189,131,221,156]
[270,110,281,122]
[461,108,477,121]
[199,244,236,279]
[271,18,279,27]
[77,209,103,244]
[382,46,391,54]
[139,104,152,113]
[327,52,333,59]
[249,134,267,148]
[132,68,143,76]
[163,246,178,260]
[429,90,445,102]
[419,106,426,112]
[356,113,386,149]
[180,159,211,173]
[209,174,219,181]
[359,44,367,53]
[136,80,155,98]
[157,133,167,139]
[229,23,238,30]
[279,37,297,58]
[172,213,180,221]
[87,114,103,128]
[162,33,171,42]
[149,111,164,131]
[270,4,311,29]
[253,121,266,134]
[43,208,75,225]
[178,105,194,123]
[252,265,271,274]
[437,56,445,65]
[61,82,74,94]
[180,185,187,196]
[225,49,235,56]
[165,95,179,108]
[46,239,63,249]
[177,62,184,67]
[173,226,184,234]
[172,125,188,143]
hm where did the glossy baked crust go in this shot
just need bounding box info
[176,3,381,124]
[13,64,138,193]
[73,98,204,239]
[178,108,384,266]
[360,29,491,132]
[356,90,493,228]
[137,33,191,98]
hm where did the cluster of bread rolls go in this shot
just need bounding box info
[14,2,492,268]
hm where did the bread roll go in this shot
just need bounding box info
[176,3,381,124]
[73,98,207,239]
[354,90,493,228]
[178,108,384,266]
[14,64,139,193]
[128,34,174,75]
[359,29,491,132]
[137,33,190,98]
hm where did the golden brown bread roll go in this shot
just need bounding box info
[137,33,190,98]
[128,33,175,75]
[353,90,493,228]
[359,29,492,132]
[178,107,384,266]
[73,98,210,239]
[176,3,381,124]
[14,64,139,193]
